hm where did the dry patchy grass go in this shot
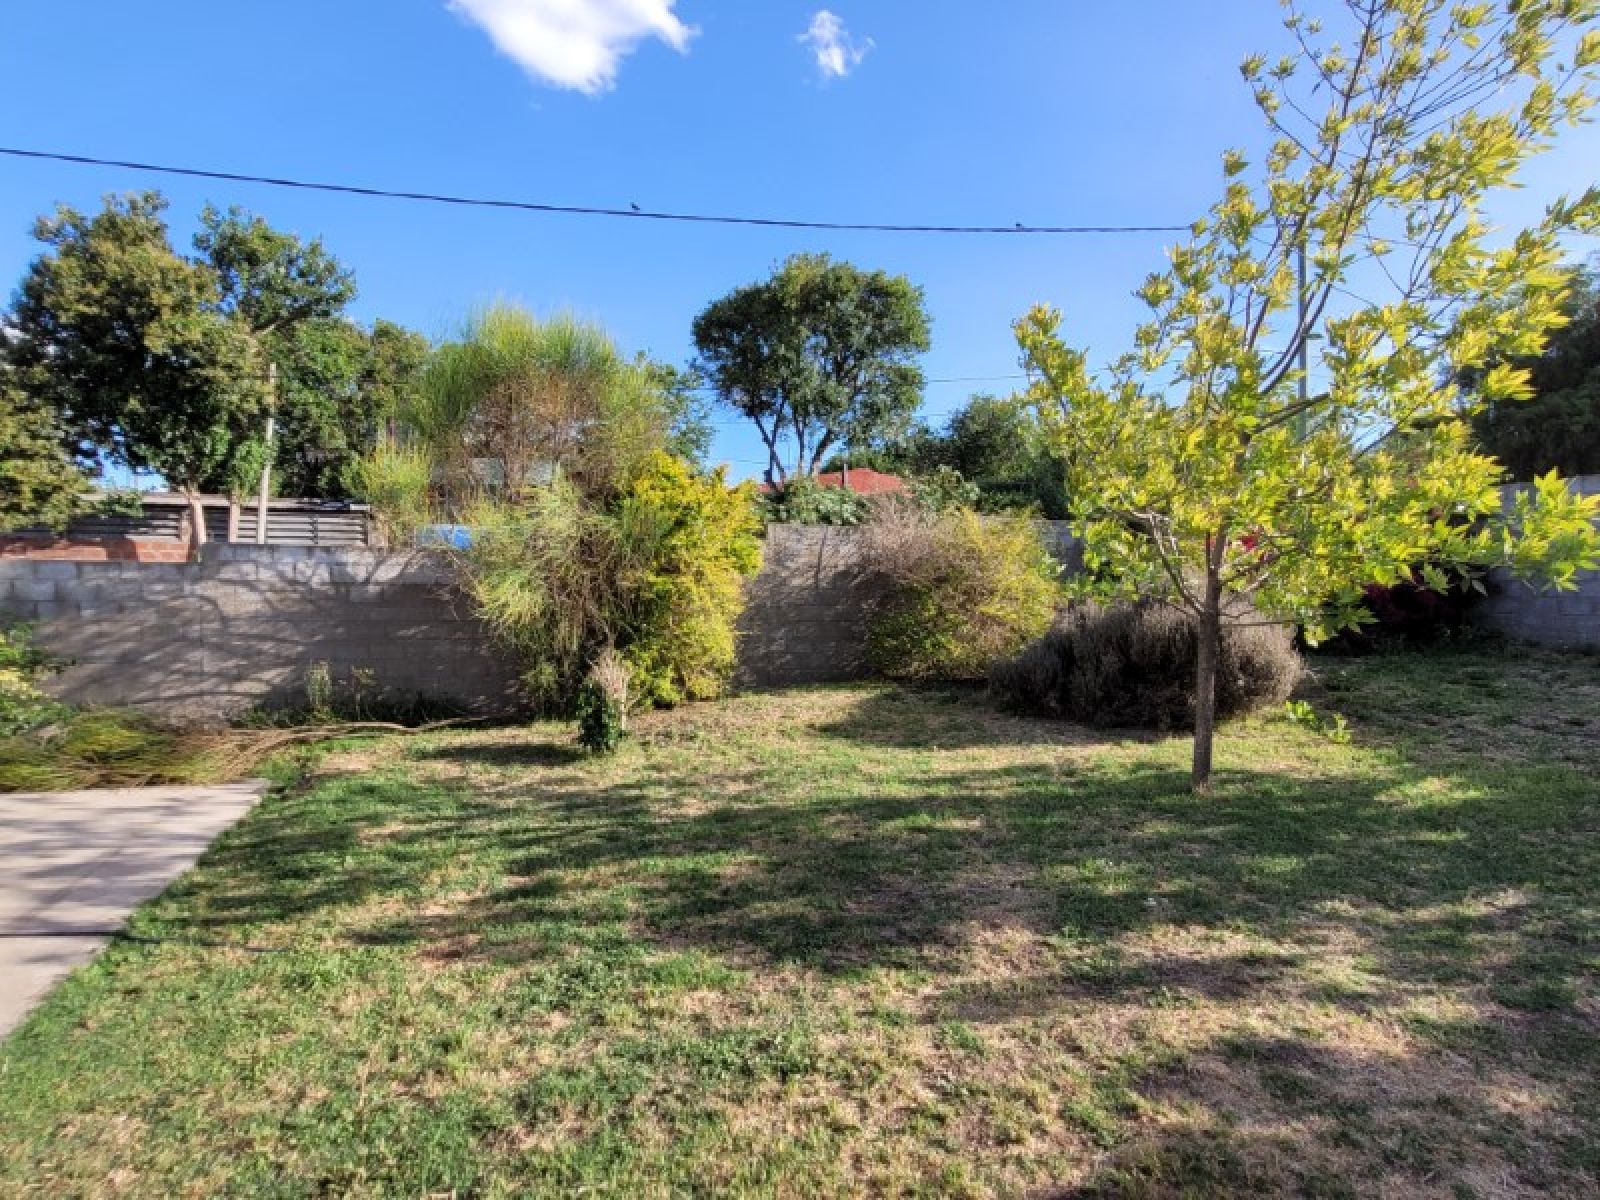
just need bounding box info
[1,646,1598,1197]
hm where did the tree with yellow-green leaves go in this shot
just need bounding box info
[1016,0,1600,791]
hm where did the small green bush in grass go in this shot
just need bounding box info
[992,601,1301,730]
[0,624,67,736]
[576,650,631,754]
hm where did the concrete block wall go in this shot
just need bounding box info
[0,522,1087,719]
[736,520,1081,687]
[0,544,521,721]
[1473,475,1600,650]
[736,525,881,686]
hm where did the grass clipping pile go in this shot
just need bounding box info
[0,709,472,793]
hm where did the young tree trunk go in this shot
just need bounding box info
[1191,562,1224,793]
[183,488,209,556]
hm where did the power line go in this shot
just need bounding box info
[0,146,1193,238]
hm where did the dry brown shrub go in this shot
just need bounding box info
[991,600,1301,730]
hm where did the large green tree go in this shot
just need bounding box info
[0,374,86,531]
[192,205,426,498]
[4,193,425,520]
[1017,0,1600,790]
[266,317,430,497]
[1467,257,1600,478]
[692,253,930,480]
[5,193,269,541]
[837,394,1069,515]
[638,359,715,467]
[194,204,353,337]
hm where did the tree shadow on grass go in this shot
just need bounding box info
[122,682,1600,1193]
[1051,1025,1600,1197]
[330,734,1592,1018]
[815,682,1158,752]
[167,681,1598,1000]
[408,737,586,770]
[932,945,1312,1024]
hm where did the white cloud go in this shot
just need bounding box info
[800,10,871,79]
[448,0,695,94]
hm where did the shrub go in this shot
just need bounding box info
[0,624,65,736]
[459,478,614,709]
[457,452,761,713]
[761,475,871,526]
[611,453,763,707]
[576,650,631,754]
[906,465,981,515]
[991,601,1301,730]
[1320,565,1480,652]
[862,507,1061,681]
[351,438,433,546]
[413,306,673,506]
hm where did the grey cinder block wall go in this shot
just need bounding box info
[25,495,1596,721]
[3,533,892,719]
[0,545,522,721]
[1472,474,1600,650]
[735,525,881,686]
[2,531,891,718]
[0,522,1085,720]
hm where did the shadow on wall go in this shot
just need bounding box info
[0,545,522,723]
[736,520,1084,689]
[736,525,884,688]
[0,521,1089,720]
[1472,474,1600,650]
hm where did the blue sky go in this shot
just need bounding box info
[3,1,1597,481]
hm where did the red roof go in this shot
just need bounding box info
[758,467,910,495]
[816,467,908,495]
[761,467,907,496]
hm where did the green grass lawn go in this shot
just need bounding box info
[2,646,1598,1197]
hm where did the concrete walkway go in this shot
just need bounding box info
[0,780,267,1037]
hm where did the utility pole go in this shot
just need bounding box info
[256,363,277,545]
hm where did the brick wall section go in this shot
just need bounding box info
[0,544,521,722]
[1,535,194,563]
[1472,474,1600,650]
